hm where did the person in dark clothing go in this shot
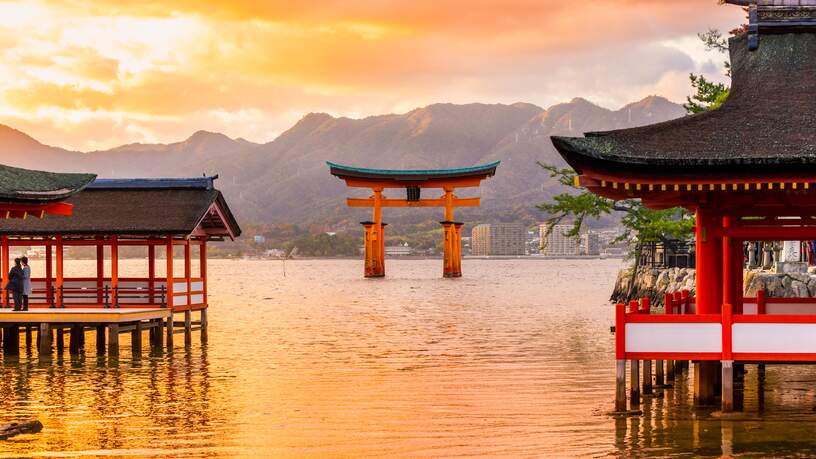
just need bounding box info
[6,258,24,311]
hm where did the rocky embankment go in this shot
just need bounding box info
[612,267,816,306]
[611,267,695,306]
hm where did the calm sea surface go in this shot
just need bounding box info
[2,258,816,457]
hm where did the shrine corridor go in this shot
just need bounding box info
[2,258,816,457]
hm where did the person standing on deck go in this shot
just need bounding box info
[6,258,23,311]
[21,256,31,311]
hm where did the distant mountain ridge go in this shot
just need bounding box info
[0,96,686,228]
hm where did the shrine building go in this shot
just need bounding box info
[552,0,816,412]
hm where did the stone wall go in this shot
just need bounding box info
[611,267,695,307]
[613,266,816,306]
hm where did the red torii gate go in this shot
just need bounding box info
[329,162,499,278]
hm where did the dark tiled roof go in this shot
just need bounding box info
[551,32,816,178]
[0,164,95,202]
[0,185,241,238]
[86,177,216,190]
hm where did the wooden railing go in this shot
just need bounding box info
[617,289,816,362]
[1,277,206,311]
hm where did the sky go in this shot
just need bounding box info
[0,0,743,151]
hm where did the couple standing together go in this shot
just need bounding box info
[6,257,31,311]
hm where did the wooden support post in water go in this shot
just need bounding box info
[664,292,674,382]
[131,322,142,357]
[616,360,627,412]
[694,361,719,406]
[656,359,664,388]
[69,325,82,354]
[722,360,734,412]
[166,315,174,350]
[56,328,64,354]
[643,359,653,396]
[3,326,18,355]
[200,308,208,344]
[639,298,652,396]
[25,326,32,353]
[184,310,192,348]
[96,325,105,355]
[38,323,51,356]
[149,319,162,349]
[108,324,119,356]
[628,300,640,406]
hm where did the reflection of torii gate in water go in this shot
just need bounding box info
[328,162,499,278]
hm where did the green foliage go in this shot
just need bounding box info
[536,163,694,247]
[685,74,730,114]
[685,28,732,114]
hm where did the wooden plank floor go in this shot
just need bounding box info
[0,308,170,323]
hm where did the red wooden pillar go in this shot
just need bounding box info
[199,239,208,307]
[111,236,119,308]
[55,235,64,308]
[723,215,734,308]
[184,239,192,307]
[96,239,104,305]
[732,239,744,314]
[1,236,8,307]
[165,236,175,350]
[695,207,723,314]
[148,244,156,304]
[45,243,53,307]
[694,207,722,406]
[166,236,174,310]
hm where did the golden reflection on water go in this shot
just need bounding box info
[3,259,816,456]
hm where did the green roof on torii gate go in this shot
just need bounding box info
[327,161,500,182]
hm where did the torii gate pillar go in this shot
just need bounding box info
[361,221,386,278]
[441,221,463,278]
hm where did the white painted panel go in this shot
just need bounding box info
[191,281,204,292]
[625,323,722,353]
[766,303,816,315]
[733,323,816,353]
[173,282,187,293]
[174,297,189,306]
[743,303,758,315]
[190,294,204,305]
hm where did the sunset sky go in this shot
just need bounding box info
[0,0,743,151]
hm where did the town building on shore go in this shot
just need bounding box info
[540,223,579,256]
[471,223,526,256]
[551,0,816,414]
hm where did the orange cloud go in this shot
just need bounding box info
[0,0,743,150]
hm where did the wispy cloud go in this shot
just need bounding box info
[0,0,742,150]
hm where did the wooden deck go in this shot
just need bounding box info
[0,308,170,323]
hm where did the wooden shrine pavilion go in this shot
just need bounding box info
[552,0,816,412]
[329,161,499,278]
[0,171,240,358]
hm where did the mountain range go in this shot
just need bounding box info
[0,96,687,230]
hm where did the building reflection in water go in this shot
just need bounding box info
[0,344,230,456]
[614,363,816,456]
